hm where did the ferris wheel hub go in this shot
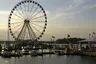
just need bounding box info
[24,19,30,23]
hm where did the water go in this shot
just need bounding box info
[0,55,96,64]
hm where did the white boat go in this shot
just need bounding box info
[30,50,39,56]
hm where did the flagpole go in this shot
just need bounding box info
[67,34,72,49]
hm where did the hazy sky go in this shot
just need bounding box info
[0,0,96,41]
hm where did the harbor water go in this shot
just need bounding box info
[0,55,96,64]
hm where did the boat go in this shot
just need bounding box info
[11,50,22,57]
[54,48,72,55]
[30,50,43,56]
[30,50,38,56]
[1,51,11,58]
[22,49,30,55]
[54,50,66,55]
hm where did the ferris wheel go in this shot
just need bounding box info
[8,0,47,41]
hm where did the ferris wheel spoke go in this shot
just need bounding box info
[22,25,28,40]
[30,28,36,39]
[31,24,41,34]
[30,2,34,14]
[25,3,29,19]
[28,27,35,40]
[30,10,42,19]
[30,6,39,18]
[25,3,30,19]
[31,15,44,20]
[23,3,27,19]
[16,8,24,19]
[11,22,23,24]
[28,24,37,39]
[31,20,44,22]
[31,22,44,28]
[11,24,22,29]
[13,13,23,19]
[27,25,33,40]
[28,3,30,12]
[11,18,22,21]
[31,30,37,40]
[17,23,26,40]
[13,25,23,35]
[19,5,25,18]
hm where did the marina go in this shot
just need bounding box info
[0,0,96,64]
[0,43,96,58]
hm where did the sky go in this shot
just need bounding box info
[0,0,96,41]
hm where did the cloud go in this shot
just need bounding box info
[48,0,85,20]
[82,4,96,10]
[46,9,76,22]
[73,0,85,6]
[61,0,96,20]
[47,11,64,21]
[64,0,84,12]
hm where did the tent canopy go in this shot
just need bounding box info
[79,34,96,42]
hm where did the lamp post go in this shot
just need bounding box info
[51,36,55,49]
[67,34,72,48]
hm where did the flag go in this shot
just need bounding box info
[89,34,91,36]
[52,36,55,38]
[93,32,95,34]
[67,34,70,37]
